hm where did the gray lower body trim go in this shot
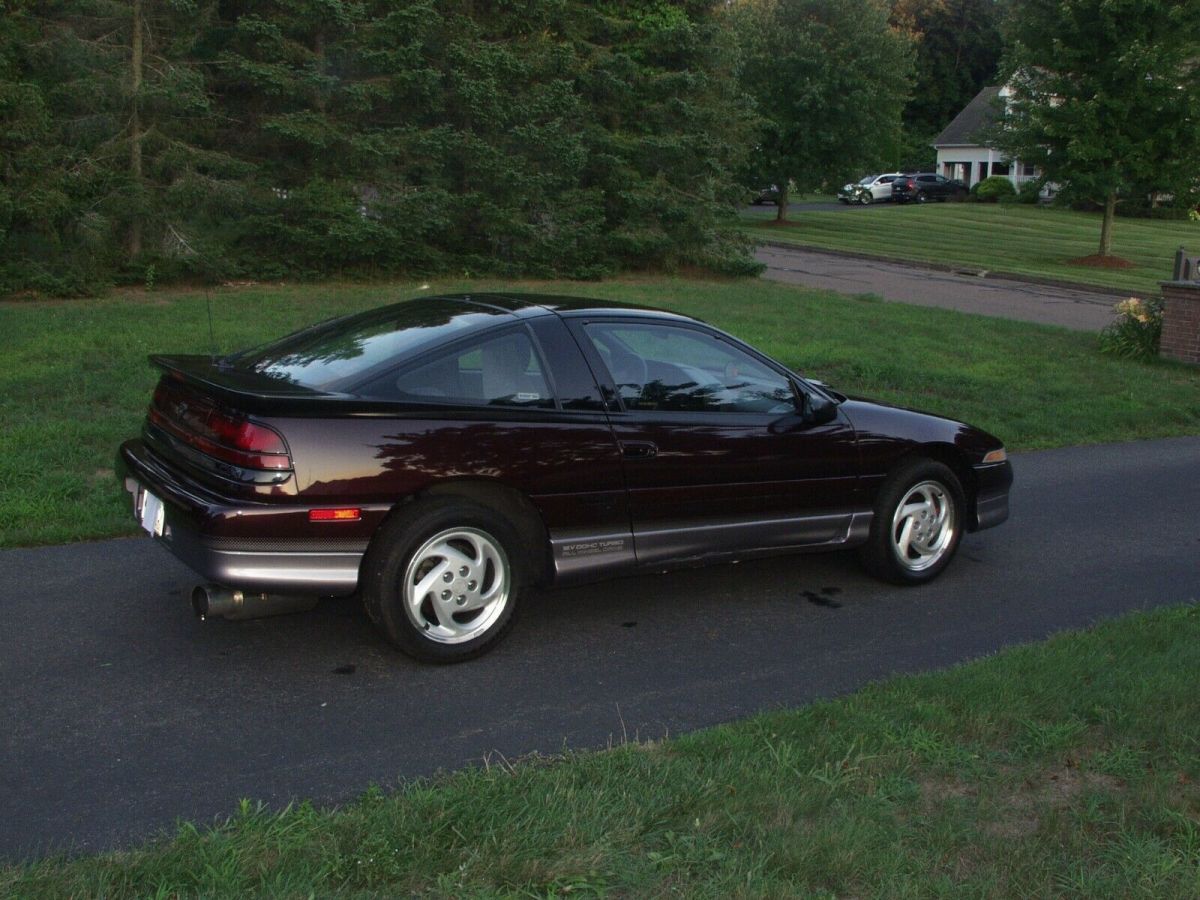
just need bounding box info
[974,490,1010,531]
[549,531,638,583]
[197,550,362,594]
[550,510,873,582]
[154,511,362,596]
[633,511,868,567]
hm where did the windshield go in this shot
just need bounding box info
[858,175,879,185]
[229,298,513,391]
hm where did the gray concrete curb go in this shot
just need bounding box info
[756,240,1139,300]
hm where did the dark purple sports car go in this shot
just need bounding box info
[118,294,1011,662]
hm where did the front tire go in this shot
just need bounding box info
[858,192,872,206]
[859,459,964,585]
[362,499,522,662]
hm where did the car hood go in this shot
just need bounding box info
[838,396,1004,462]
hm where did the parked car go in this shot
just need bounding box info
[838,173,903,205]
[751,184,781,205]
[892,173,970,204]
[118,294,1012,662]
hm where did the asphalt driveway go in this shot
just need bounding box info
[757,244,1120,331]
[3,437,1199,861]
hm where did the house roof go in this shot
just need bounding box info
[933,85,1002,148]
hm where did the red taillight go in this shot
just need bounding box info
[309,508,362,523]
[149,382,291,471]
[207,412,287,455]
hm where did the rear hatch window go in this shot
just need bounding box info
[228,298,514,391]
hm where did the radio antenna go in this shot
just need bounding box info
[166,222,221,362]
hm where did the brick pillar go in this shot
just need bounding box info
[1159,281,1200,365]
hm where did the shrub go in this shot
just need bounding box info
[1099,296,1164,361]
[1017,179,1042,204]
[974,176,1017,203]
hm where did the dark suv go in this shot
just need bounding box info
[892,174,969,204]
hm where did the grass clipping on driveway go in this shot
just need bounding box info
[1,275,1198,547]
[6,604,1200,897]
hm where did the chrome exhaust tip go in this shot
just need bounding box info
[191,585,317,621]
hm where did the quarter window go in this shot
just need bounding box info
[583,323,794,414]
[360,329,554,409]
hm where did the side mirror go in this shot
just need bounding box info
[801,391,838,426]
[770,391,838,433]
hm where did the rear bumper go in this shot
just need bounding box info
[970,460,1013,531]
[117,440,364,596]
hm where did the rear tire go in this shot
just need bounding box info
[362,499,523,662]
[916,191,928,204]
[859,459,964,586]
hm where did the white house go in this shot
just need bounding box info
[933,85,1040,189]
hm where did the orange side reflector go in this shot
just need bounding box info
[309,508,362,523]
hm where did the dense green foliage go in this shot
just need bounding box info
[973,174,1017,202]
[1099,297,1164,361]
[890,0,1003,135]
[732,0,914,215]
[0,1,759,295]
[997,0,1200,256]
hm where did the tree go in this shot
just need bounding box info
[1,0,760,293]
[890,0,1003,135]
[997,0,1200,257]
[735,0,914,220]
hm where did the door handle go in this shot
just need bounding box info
[621,441,658,460]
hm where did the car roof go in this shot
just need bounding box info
[436,292,697,323]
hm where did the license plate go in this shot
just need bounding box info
[140,490,165,537]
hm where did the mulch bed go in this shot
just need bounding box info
[1067,254,1134,269]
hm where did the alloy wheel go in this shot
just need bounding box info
[402,527,511,644]
[890,480,956,572]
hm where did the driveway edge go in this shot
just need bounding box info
[755,240,1137,300]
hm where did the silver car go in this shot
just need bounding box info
[838,173,904,205]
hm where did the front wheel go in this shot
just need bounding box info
[858,192,872,205]
[859,459,964,585]
[362,499,522,662]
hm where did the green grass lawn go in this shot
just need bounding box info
[6,603,1199,897]
[743,202,1200,295]
[1,275,1197,548]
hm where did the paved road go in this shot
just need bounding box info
[757,244,1120,331]
[3,437,1199,861]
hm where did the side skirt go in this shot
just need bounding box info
[549,511,873,585]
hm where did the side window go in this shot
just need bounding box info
[359,329,554,409]
[880,176,896,184]
[582,322,795,414]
